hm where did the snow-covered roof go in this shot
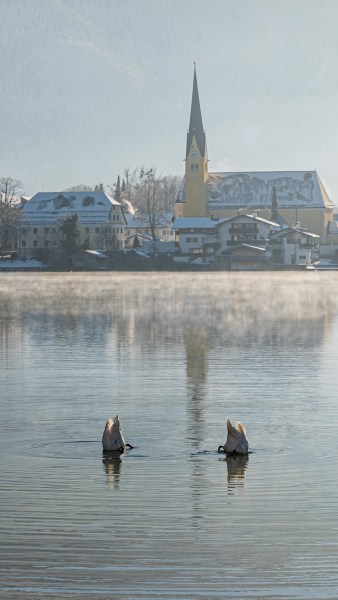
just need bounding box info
[84,250,108,258]
[20,192,123,225]
[229,243,266,252]
[215,213,279,228]
[172,217,219,230]
[177,171,334,210]
[270,227,320,239]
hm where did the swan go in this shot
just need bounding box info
[218,417,249,455]
[102,415,134,453]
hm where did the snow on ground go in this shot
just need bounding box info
[0,259,45,270]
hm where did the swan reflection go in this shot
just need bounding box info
[223,453,249,495]
[102,454,123,488]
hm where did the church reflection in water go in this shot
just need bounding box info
[184,325,210,452]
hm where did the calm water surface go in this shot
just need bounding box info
[1,271,338,599]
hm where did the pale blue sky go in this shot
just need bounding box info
[1,0,338,202]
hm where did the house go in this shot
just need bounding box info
[19,191,126,259]
[215,213,279,253]
[269,227,320,266]
[124,212,175,248]
[173,213,279,265]
[175,67,335,243]
[172,217,219,263]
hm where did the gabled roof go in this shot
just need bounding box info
[21,191,124,224]
[214,213,279,228]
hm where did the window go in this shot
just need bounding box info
[95,227,99,233]
[33,228,38,234]
[44,228,49,234]
[299,255,306,259]
[21,241,26,247]
[21,228,26,235]
[186,237,198,242]
[195,163,199,171]
[44,241,49,247]
[33,241,38,247]
[85,227,90,234]
[191,164,195,172]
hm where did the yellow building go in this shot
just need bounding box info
[176,68,335,242]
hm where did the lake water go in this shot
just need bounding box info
[1,271,338,599]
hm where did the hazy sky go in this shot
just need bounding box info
[1,0,338,201]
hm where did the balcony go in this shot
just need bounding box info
[229,225,259,235]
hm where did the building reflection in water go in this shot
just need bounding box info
[102,455,123,489]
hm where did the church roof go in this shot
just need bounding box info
[177,171,334,210]
[207,171,334,210]
[186,67,206,158]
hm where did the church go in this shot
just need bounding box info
[175,67,335,243]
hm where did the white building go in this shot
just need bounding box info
[215,213,279,252]
[269,227,320,266]
[19,191,126,258]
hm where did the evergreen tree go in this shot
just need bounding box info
[271,186,279,223]
[59,214,80,267]
[115,175,121,201]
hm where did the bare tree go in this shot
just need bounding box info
[0,177,24,251]
[134,168,166,240]
[0,177,23,204]
[110,168,182,235]
[161,175,182,212]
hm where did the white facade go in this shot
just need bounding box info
[19,191,126,258]
[215,214,279,252]
[172,217,219,255]
[270,228,320,266]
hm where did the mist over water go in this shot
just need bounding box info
[1,272,338,599]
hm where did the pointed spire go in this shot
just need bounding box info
[186,64,206,158]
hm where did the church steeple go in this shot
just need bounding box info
[182,65,209,218]
[186,64,206,158]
